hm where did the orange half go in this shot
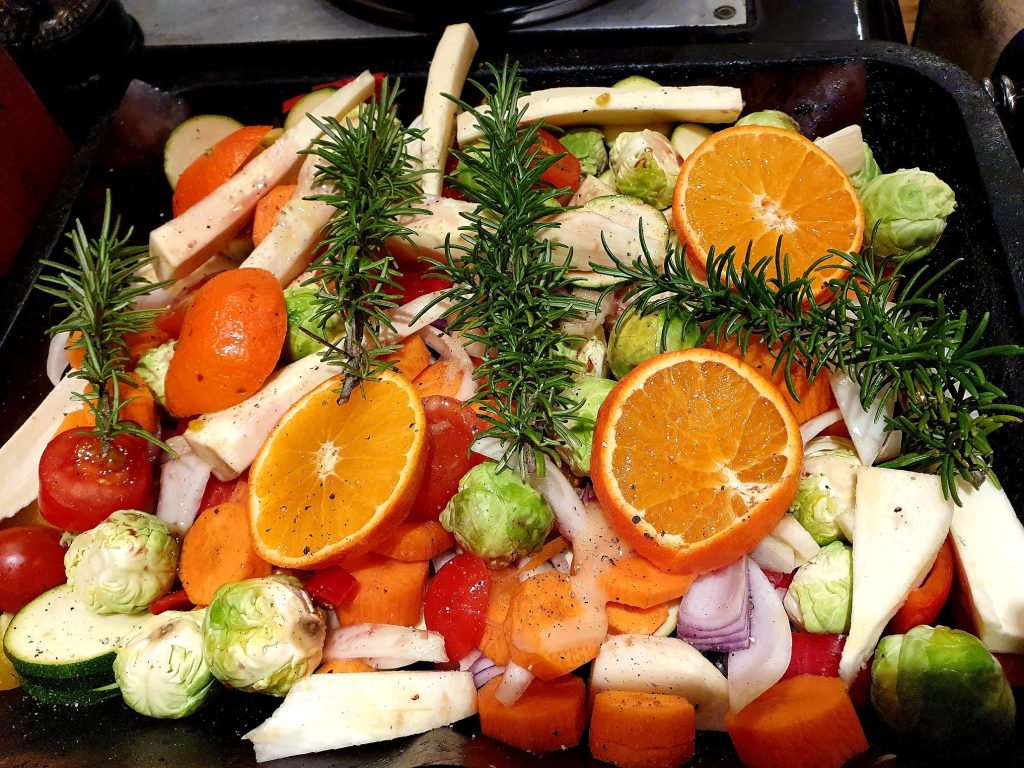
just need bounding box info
[250,371,426,568]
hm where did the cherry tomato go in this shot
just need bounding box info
[782,632,845,680]
[409,397,486,521]
[0,526,67,613]
[424,553,490,663]
[531,129,581,203]
[38,430,154,532]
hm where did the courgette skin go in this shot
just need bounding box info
[3,584,150,681]
[20,677,121,707]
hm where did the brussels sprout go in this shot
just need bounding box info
[871,625,1015,760]
[558,377,616,476]
[114,610,214,718]
[554,326,609,379]
[735,110,800,132]
[790,440,860,546]
[783,542,852,634]
[804,435,857,459]
[203,575,325,696]
[559,128,608,176]
[441,463,554,567]
[613,75,661,89]
[609,130,681,209]
[608,306,699,379]
[859,169,956,260]
[135,340,176,408]
[283,285,343,361]
[849,143,881,190]
[65,510,179,615]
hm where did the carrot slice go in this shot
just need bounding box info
[125,327,172,365]
[252,184,296,247]
[54,373,158,438]
[383,334,431,381]
[504,571,601,680]
[372,520,453,562]
[478,674,586,753]
[411,360,464,399]
[519,536,569,574]
[725,674,868,768]
[335,552,428,627]
[589,691,696,768]
[600,554,696,609]
[479,567,517,665]
[315,659,374,674]
[179,501,272,605]
[606,601,671,636]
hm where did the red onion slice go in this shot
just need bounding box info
[473,664,505,689]
[431,548,457,573]
[494,662,534,706]
[46,332,70,386]
[458,649,483,671]
[469,654,497,675]
[677,559,752,651]
[156,436,213,537]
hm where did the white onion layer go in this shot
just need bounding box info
[156,436,213,537]
[46,331,70,386]
[799,407,843,445]
[494,662,534,706]
[418,326,476,400]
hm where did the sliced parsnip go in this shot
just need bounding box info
[457,86,743,147]
[151,73,376,281]
[0,375,85,520]
[183,356,338,481]
[244,671,477,762]
[419,24,478,197]
[239,154,334,286]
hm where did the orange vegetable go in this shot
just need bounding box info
[599,554,695,609]
[887,537,954,635]
[479,567,518,665]
[725,674,868,768]
[382,334,431,381]
[164,268,286,417]
[411,360,464,399]
[478,674,586,753]
[519,536,568,574]
[65,330,85,370]
[606,602,671,636]
[252,184,296,246]
[334,552,428,627]
[125,327,172,364]
[179,501,272,605]
[315,659,374,674]
[372,520,453,562]
[172,125,272,216]
[54,373,158,437]
[504,571,601,680]
[589,691,696,768]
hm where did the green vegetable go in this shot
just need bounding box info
[114,610,214,718]
[735,110,800,132]
[609,130,681,209]
[871,625,1015,760]
[283,285,343,361]
[65,510,179,615]
[554,326,610,379]
[558,377,616,476]
[441,462,554,567]
[135,340,176,407]
[783,542,852,634]
[608,306,699,379]
[203,575,325,696]
[859,169,956,260]
[613,75,661,89]
[789,440,860,546]
[559,128,608,176]
[790,475,844,546]
[849,143,881,190]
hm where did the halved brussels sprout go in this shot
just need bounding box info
[609,130,681,209]
[783,542,852,634]
[559,127,609,176]
[735,110,800,132]
[558,377,616,476]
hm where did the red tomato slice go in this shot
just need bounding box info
[532,129,581,203]
[782,632,845,680]
[762,568,794,591]
[424,553,490,663]
[392,260,452,305]
[304,566,359,609]
[199,470,248,511]
[0,525,67,613]
[38,431,154,532]
[409,397,486,521]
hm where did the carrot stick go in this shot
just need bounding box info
[54,373,158,438]
[478,674,586,753]
[589,691,696,768]
[335,553,428,627]
[503,571,601,680]
[725,674,868,768]
[383,335,431,382]
[411,360,464,399]
[479,567,517,666]
[252,184,296,246]
[372,520,453,562]
[179,501,272,605]
[600,554,695,609]
[316,659,374,674]
[519,536,568,574]
[606,601,670,636]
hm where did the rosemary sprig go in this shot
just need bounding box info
[37,191,169,451]
[302,77,427,401]
[594,239,1024,502]
[421,60,594,474]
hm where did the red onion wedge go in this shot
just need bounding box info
[473,664,505,689]
[494,661,534,706]
[156,436,213,537]
[431,548,457,574]
[458,649,483,671]
[677,558,751,651]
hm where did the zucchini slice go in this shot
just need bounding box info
[20,677,121,707]
[283,88,338,132]
[164,114,243,189]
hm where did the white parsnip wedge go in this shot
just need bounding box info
[0,375,85,520]
[839,466,952,684]
[244,671,477,763]
[239,154,334,286]
[184,356,338,481]
[151,73,376,281]
[419,23,478,197]
[457,86,743,147]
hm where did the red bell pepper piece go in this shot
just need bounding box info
[281,72,386,114]
[887,537,954,635]
[762,568,794,591]
[305,566,359,609]
[149,589,194,615]
[782,632,845,680]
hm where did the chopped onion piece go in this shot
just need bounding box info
[677,559,751,651]
[156,437,213,537]
[494,662,533,706]
[46,331,70,386]
[727,559,792,713]
[324,624,448,669]
[828,370,893,466]
[458,649,483,671]
[418,326,475,400]
[469,654,496,675]
[550,550,573,574]
[799,407,843,445]
[473,664,505,689]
